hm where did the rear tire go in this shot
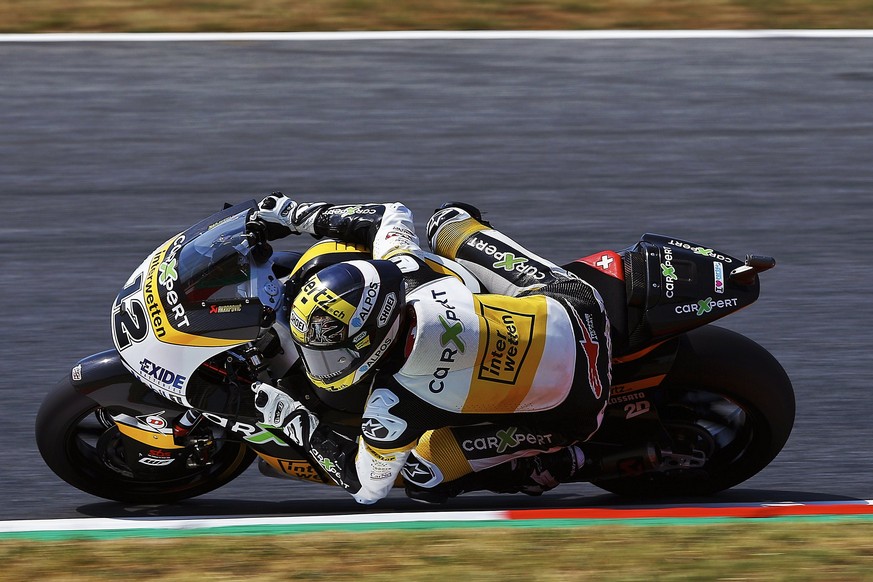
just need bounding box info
[592,326,794,497]
[36,376,256,504]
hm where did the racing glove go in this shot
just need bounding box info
[255,193,330,238]
[252,381,319,449]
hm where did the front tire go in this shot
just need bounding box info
[592,326,795,497]
[36,376,256,504]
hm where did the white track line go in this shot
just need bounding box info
[1,30,873,42]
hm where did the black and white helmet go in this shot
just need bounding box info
[289,260,405,391]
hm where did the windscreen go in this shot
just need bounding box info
[176,212,255,305]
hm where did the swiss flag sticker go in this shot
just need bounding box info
[576,251,624,280]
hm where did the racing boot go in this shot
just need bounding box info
[503,445,590,495]
[404,445,590,503]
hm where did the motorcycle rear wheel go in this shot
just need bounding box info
[36,377,256,504]
[592,326,795,498]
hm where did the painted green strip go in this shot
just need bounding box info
[0,520,505,541]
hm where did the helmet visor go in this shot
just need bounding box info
[304,310,348,347]
[298,345,359,381]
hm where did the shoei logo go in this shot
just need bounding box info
[675,297,738,316]
[377,292,397,328]
[289,310,307,339]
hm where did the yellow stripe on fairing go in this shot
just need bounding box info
[116,422,184,450]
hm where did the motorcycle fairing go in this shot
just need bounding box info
[112,412,185,455]
[111,201,279,406]
[256,453,334,484]
[575,251,625,281]
[634,234,761,339]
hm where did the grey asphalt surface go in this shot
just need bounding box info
[2,38,872,520]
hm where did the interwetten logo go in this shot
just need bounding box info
[477,305,534,385]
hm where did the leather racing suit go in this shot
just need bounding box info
[270,201,612,504]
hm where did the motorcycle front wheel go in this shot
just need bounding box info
[592,326,795,498]
[35,377,256,504]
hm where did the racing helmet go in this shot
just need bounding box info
[290,259,405,391]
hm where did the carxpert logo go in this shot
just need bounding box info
[477,303,534,385]
[668,240,735,264]
[465,235,550,281]
[661,246,678,298]
[148,235,191,338]
[461,426,556,456]
[439,314,465,353]
[676,296,739,316]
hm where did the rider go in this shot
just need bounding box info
[251,195,612,504]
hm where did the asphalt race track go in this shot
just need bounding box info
[2,36,872,520]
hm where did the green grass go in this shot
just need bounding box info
[4,521,873,580]
[3,0,873,33]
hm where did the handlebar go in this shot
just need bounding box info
[245,219,274,264]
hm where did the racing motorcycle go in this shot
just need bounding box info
[36,200,794,503]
